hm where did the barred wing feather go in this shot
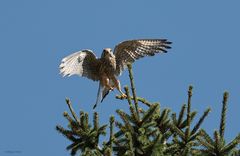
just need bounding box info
[113,39,172,75]
[59,50,100,81]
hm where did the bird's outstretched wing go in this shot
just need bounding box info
[59,49,101,81]
[113,39,172,75]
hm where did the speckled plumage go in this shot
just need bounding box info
[59,39,172,109]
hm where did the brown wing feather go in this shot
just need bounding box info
[113,39,172,75]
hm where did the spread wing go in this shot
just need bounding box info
[113,39,172,75]
[59,49,101,81]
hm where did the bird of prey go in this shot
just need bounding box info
[59,39,171,109]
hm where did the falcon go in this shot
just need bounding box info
[59,39,172,109]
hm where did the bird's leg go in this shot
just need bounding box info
[112,76,127,98]
[101,75,114,90]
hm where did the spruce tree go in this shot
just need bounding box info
[56,64,240,156]
[197,92,240,156]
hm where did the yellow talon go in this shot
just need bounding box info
[121,94,127,98]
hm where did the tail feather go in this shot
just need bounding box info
[101,88,110,103]
[93,80,113,109]
[101,79,114,103]
[93,82,103,109]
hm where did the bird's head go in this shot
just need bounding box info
[101,48,114,58]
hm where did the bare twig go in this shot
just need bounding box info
[65,98,81,125]
[116,95,153,107]
[127,64,139,119]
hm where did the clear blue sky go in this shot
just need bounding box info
[0,0,239,155]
